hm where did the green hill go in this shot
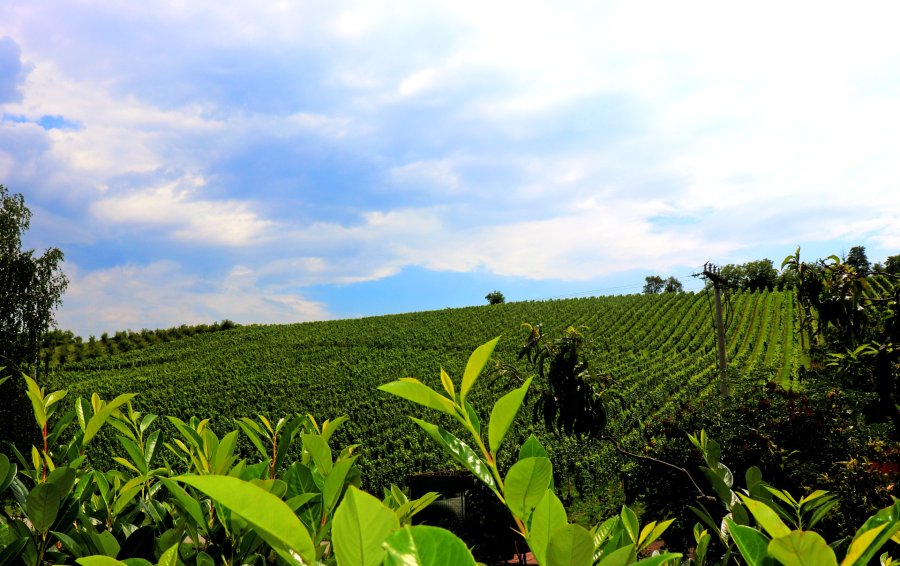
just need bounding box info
[45,289,801,504]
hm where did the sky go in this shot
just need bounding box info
[1,1,899,338]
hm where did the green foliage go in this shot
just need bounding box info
[720,259,779,292]
[382,338,681,565]
[0,185,68,451]
[643,275,665,294]
[485,290,506,305]
[45,290,805,503]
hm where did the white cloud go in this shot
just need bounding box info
[58,261,331,337]
[91,176,275,246]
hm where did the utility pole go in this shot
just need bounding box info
[700,262,730,398]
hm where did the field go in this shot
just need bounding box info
[46,289,802,502]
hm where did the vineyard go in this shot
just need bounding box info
[45,289,802,506]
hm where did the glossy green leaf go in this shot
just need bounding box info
[488,377,532,456]
[83,393,137,446]
[333,485,399,566]
[26,482,61,533]
[725,518,771,566]
[740,494,791,538]
[440,368,455,399]
[411,418,496,492]
[75,397,90,431]
[324,455,358,514]
[459,337,500,401]
[383,525,477,566]
[842,523,888,566]
[212,429,239,474]
[174,474,315,565]
[546,523,595,566]
[144,429,161,468]
[597,543,635,566]
[620,505,639,543]
[118,436,148,476]
[528,489,567,565]
[378,379,457,417]
[637,518,675,552]
[301,433,333,475]
[75,558,128,566]
[843,499,900,566]
[156,543,179,566]
[23,375,46,424]
[768,530,837,566]
[504,457,552,519]
[45,388,67,409]
[237,419,269,461]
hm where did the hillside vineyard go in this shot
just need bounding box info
[47,290,802,497]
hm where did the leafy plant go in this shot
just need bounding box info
[380,337,680,565]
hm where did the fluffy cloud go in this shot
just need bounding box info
[91,176,275,247]
[59,261,330,337]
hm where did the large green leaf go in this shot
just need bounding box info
[174,474,315,565]
[488,377,532,456]
[546,523,595,566]
[26,482,61,533]
[156,543,179,566]
[459,337,500,402]
[24,375,47,429]
[725,519,771,566]
[332,485,399,566]
[301,433,333,475]
[212,429,239,474]
[410,418,496,492]
[768,530,837,566]
[75,558,128,566]
[383,525,477,566]
[596,544,635,566]
[527,490,567,565]
[841,523,888,566]
[83,393,137,446]
[739,494,791,539]
[323,455,358,514]
[842,499,900,566]
[504,457,552,519]
[378,379,457,417]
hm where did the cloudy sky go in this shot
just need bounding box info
[2,1,899,337]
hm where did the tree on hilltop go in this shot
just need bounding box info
[643,275,665,294]
[664,276,683,293]
[485,290,505,305]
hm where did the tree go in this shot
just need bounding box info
[643,275,664,294]
[743,259,778,292]
[664,276,683,293]
[847,246,871,276]
[0,185,68,449]
[784,249,900,437]
[885,254,900,276]
[720,260,778,291]
[485,290,505,305]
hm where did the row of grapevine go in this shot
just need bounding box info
[45,290,801,502]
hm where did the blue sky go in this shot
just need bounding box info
[1,2,899,337]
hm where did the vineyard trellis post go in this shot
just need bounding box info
[700,262,730,398]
